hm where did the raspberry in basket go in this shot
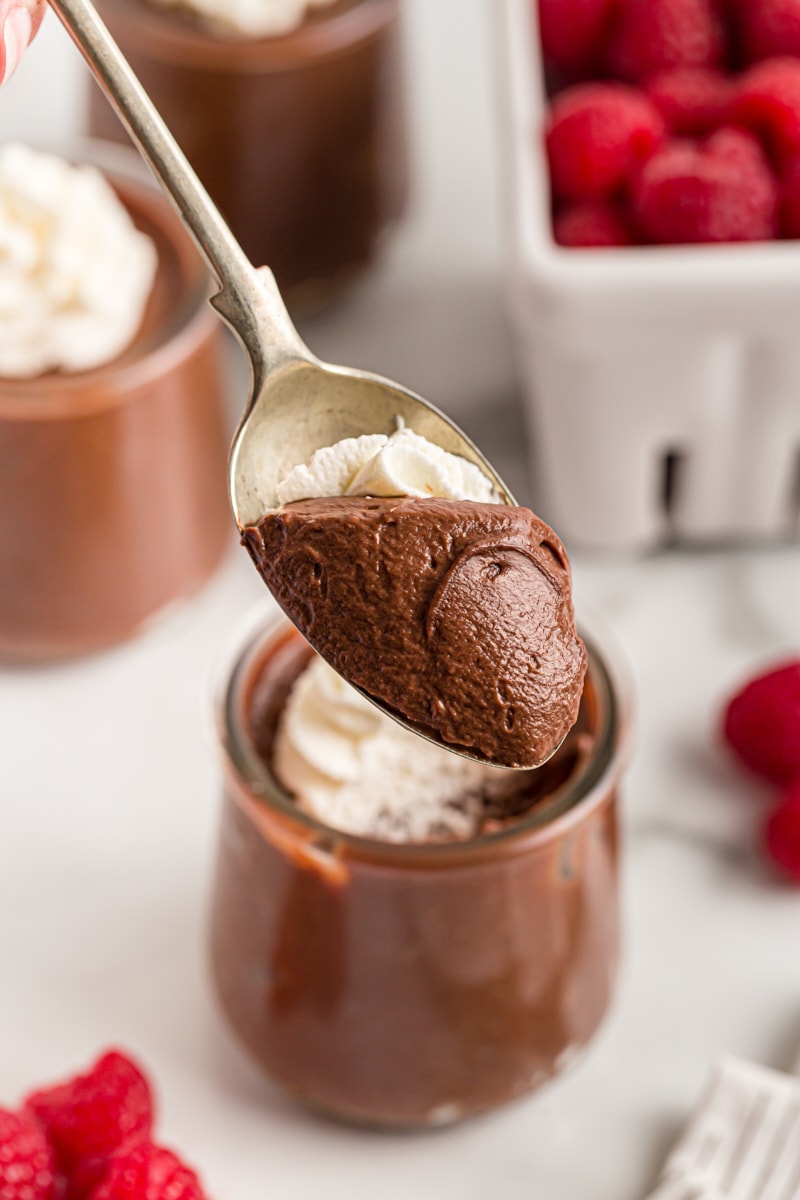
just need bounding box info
[645,67,733,135]
[554,200,635,245]
[730,56,800,167]
[545,82,666,201]
[537,0,615,74]
[739,0,800,63]
[780,153,800,234]
[633,127,779,242]
[606,0,727,83]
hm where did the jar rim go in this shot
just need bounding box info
[216,602,633,866]
[96,0,398,73]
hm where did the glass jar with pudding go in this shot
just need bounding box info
[211,607,631,1128]
[0,140,231,662]
[87,0,409,314]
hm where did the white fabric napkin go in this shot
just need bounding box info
[646,1054,800,1200]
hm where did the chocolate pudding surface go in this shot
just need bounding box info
[211,616,626,1126]
[243,496,587,769]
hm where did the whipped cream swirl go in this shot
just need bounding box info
[277,426,500,506]
[0,144,158,378]
[274,654,510,842]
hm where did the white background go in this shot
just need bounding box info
[1,3,799,1198]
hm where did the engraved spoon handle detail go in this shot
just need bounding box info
[47,0,308,382]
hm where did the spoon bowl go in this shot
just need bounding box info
[226,267,515,527]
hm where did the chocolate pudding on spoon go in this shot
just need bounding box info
[243,429,587,768]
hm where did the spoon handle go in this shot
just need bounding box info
[47,0,306,370]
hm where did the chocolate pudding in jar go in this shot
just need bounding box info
[88,0,409,313]
[0,141,231,662]
[211,609,631,1128]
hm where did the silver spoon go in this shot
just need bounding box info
[44,0,578,772]
[47,0,516,529]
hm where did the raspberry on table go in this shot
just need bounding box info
[646,67,734,135]
[730,56,800,166]
[554,200,635,245]
[633,126,779,242]
[763,782,800,882]
[739,0,800,62]
[722,660,800,785]
[88,1141,207,1200]
[537,0,616,75]
[605,0,728,83]
[25,1051,153,1200]
[0,1108,57,1200]
[545,82,666,201]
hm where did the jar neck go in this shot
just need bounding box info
[218,611,630,867]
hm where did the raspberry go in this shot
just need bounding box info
[730,57,800,166]
[763,782,800,882]
[25,1051,153,1200]
[606,0,727,82]
[646,67,733,135]
[554,200,635,245]
[537,0,616,75]
[722,660,800,784]
[780,153,800,234]
[88,1142,207,1200]
[545,82,666,201]
[633,127,779,242]
[0,1108,57,1200]
[739,0,800,62]
[708,124,774,168]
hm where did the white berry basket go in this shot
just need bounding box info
[496,0,800,552]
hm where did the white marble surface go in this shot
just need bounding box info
[1,2,800,1199]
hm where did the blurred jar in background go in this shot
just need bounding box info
[88,0,409,314]
[0,141,231,662]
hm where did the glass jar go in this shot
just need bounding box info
[88,0,409,313]
[0,141,232,662]
[211,609,632,1128]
